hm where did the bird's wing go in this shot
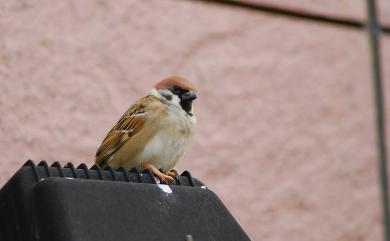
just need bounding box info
[95,95,161,167]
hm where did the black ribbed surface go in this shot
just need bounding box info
[21,160,203,187]
[0,160,250,241]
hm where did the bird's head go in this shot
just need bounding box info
[150,76,197,117]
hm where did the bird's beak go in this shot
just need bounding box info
[181,91,197,102]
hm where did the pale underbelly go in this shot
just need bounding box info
[138,130,189,172]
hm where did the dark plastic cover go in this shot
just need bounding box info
[0,161,250,241]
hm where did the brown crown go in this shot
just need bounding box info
[154,76,197,92]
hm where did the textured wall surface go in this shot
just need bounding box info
[0,1,388,240]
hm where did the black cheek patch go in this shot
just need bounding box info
[162,94,172,101]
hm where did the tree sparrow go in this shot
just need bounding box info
[95,76,197,184]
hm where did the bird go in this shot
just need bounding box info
[95,76,197,184]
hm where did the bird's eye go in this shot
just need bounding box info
[171,86,183,95]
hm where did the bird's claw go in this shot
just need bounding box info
[157,173,176,185]
[142,163,177,185]
[166,169,179,178]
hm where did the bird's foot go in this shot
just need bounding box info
[166,169,179,180]
[142,163,176,185]
[156,172,176,185]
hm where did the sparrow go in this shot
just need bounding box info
[95,76,197,184]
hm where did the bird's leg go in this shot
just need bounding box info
[165,169,179,179]
[142,163,176,184]
[165,169,179,183]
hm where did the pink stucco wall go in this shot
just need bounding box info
[1,1,389,240]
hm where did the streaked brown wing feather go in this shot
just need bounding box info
[95,96,158,167]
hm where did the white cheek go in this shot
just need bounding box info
[170,95,181,108]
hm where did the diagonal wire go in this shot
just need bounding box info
[366,1,390,241]
[191,0,390,34]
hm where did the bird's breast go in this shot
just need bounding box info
[139,109,194,172]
